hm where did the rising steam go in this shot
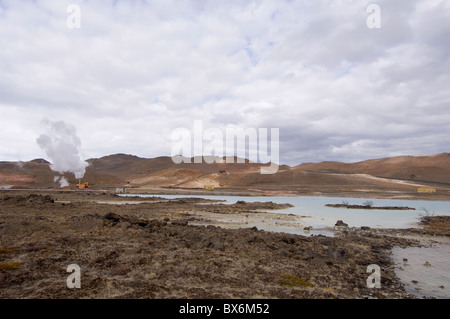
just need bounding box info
[37,120,89,184]
[54,176,69,188]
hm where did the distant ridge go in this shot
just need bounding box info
[294,153,450,184]
[0,153,449,196]
[29,158,50,164]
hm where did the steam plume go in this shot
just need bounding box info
[36,119,88,180]
[54,176,69,188]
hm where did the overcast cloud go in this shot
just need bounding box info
[0,0,449,165]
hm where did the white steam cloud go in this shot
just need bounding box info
[36,119,89,180]
[53,176,69,188]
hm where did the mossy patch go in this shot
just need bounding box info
[279,274,313,288]
[0,262,23,270]
[0,248,16,254]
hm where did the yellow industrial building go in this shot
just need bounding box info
[417,187,436,193]
[77,182,89,189]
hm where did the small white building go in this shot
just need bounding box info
[115,187,127,194]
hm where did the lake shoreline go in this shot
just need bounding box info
[124,187,450,202]
[324,203,416,210]
[1,190,449,299]
[2,187,450,202]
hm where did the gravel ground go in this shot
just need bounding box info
[1,191,446,299]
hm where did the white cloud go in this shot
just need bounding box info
[0,0,449,165]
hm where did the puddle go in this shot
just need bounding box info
[391,242,450,299]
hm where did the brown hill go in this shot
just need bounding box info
[1,153,449,197]
[0,159,54,188]
[294,153,450,184]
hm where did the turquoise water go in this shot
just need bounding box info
[392,243,450,299]
[122,194,450,231]
[122,193,450,298]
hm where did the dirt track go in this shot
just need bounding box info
[0,191,447,299]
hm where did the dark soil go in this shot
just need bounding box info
[0,191,442,299]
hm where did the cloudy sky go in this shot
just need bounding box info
[0,0,449,166]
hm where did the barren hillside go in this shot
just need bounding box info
[1,153,449,199]
[295,153,450,184]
